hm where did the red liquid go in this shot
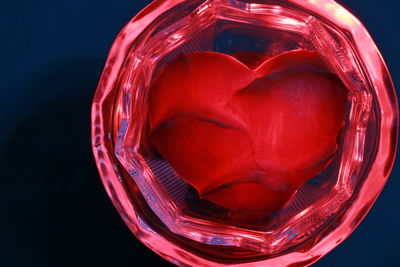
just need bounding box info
[149,50,347,214]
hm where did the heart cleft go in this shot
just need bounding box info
[149,50,348,214]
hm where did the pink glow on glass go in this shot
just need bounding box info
[91,0,398,266]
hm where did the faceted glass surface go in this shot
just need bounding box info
[91,0,398,266]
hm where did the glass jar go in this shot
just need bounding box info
[91,0,398,265]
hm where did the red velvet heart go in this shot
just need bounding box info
[148,50,347,213]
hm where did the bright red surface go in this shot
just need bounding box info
[149,50,347,212]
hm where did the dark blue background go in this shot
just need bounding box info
[0,0,398,266]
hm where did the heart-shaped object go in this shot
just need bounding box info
[149,50,347,213]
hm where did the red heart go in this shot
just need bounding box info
[148,50,347,213]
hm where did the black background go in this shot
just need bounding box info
[0,0,398,266]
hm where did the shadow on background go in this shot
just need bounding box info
[0,59,171,266]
